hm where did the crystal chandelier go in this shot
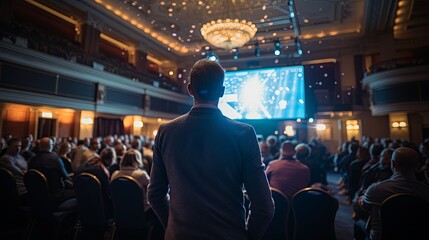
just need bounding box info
[200,1,257,50]
[201,19,257,50]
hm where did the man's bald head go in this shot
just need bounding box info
[39,137,53,152]
[391,147,419,172]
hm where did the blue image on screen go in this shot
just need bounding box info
[219,65,305,120]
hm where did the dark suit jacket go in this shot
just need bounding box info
[28,151,69,195]
[148,107,274,240]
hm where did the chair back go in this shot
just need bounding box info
[261,187,290,240]
[291,187,338,240]
[24,169,53,220]
[110,176,147,230]
[379,193,429,240]
[73,172,106,226]
[0,168,20,225]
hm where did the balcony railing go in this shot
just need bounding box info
[0,22,185,94]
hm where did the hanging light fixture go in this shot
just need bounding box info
[274,39,281,56]
[200,0,257,50]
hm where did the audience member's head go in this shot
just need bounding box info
[348,141,359,154]
[6,137,21,156]
[21,137,32,151]
[0,137,6,150]
[379,148,393,166]
[114,143,127,158]
[100,147,117,167]
[280,141,296,159]
[39,137,53,152]
[131,138,142,150]
[369,143,383,159]
[259,141,270,155]
[82,150,101,167]
[104,135,114,147]
[121,149,143,169]
[89,137,101,151]
[188,59,225,103]
[420,139,429,158]
[340,141,350,153]
[357,145,370,161]
[388,141,401,150]
[266,135,278,147]
[295,143,311,161]
[391,147,420,173]
[59,142,71,156]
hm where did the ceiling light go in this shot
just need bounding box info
[200,1,257,50]
[232,48,239,60]
[201,19,257,50]
[274,39,281,56]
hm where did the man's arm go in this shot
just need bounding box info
[243,127,275,240]
[147,130,170,229]
[0,156,25,176]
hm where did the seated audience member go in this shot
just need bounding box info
[338,141,359,195]
[75,150,113,219]
[359,148,394,193]
[416,139,429,184]
[89,137,102,156]
[100,147,117,170]
[142,140,153,159]
[354,147,429,240]
[0,137,7,157]
[111,149,156,219]
[260,141,274,167]
[346,144,371,203]
[58,142,73,175]
[110,143,126,175]
[28,137,75,205]
[0,137,28,203]
[352,148,393,223]
[265,141,310,199]
[334,142,350,189]
[130,138,143,162]
[308,137,330,185]
[70,139,89,171]
[361,143,383,174]
[266,135,280,159]
[102,135,115,150]
[20,137,34,162]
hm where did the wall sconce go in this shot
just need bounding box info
[316,124,326,131]
[133,120,143,128]
[284,125,296,136]
[346,120,359,130]
[81,117,93,125]
[41,112,53,118]
[346,124,360,130]
[392,121,407,128]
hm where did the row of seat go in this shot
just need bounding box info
[0,167,156,240]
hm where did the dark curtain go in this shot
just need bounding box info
[93,117,125,137]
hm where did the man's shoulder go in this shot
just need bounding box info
[0,154,12,161]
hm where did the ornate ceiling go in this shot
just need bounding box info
[30,0,429,69]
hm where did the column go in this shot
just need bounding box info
[80,23,100,55]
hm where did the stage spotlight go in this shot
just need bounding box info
[232,48,239,60]
[274,39,281,56]
[254,42,260,57]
